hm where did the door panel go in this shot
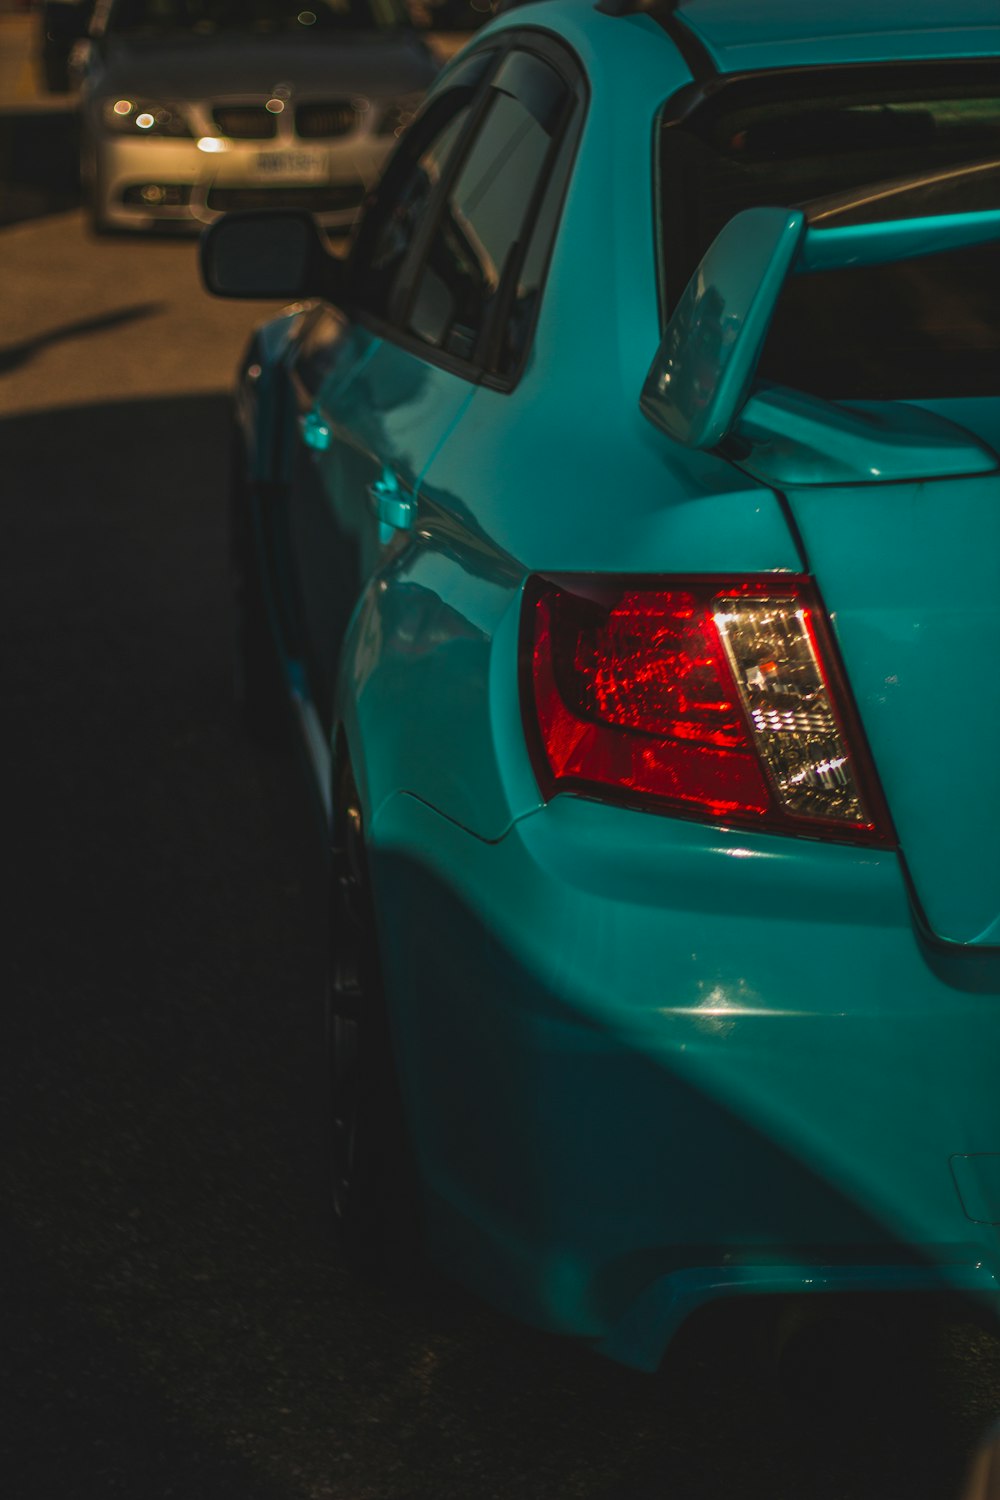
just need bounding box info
[288,331,476,735]
[284,316,378,729]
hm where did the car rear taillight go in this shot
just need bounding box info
[522,575,893,844]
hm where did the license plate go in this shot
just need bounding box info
[254,150,326,182]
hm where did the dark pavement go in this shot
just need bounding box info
[2,85,1000,1500]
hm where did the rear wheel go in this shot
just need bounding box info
[327,765,421,1272]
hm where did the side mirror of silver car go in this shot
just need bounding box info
[200,210,347,303]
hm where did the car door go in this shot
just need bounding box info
[281,50,496,739]
[336,38,587,838]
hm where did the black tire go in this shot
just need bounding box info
[229,434,290,747]
[327,765,421,1272]
[768,1293,944,1428]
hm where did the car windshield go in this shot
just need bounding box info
[659,74,1000,398]
[106,0,410,34]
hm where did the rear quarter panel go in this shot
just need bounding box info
[337,11,802,841]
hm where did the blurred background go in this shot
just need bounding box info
[3,2,1000,1497]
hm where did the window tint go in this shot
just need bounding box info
[405,54,569,366]
[494,106,576,376]
[759,242,1000,401]
[349,51,496,321]
[352,102,473,320]
[658,76,1000,399]
[659,81,1000,308]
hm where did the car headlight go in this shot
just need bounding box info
[375,93,423,138]
[100,99,192,137]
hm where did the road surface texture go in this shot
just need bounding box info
[2,13,1000,1499]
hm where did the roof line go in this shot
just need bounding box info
[496,1,718,81]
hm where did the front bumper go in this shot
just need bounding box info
[369,788,1000,1370]
[89,132,390,231]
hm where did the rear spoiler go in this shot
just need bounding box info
[640,201,1000,483]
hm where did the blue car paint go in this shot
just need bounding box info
[678,0,1000,71]
[786,470,1000,947]
[799,208,1000,274]
[369,788,1000,1368]
[733,389,998,488]
[224,0,1000,1369]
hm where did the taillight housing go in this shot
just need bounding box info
[521,574,893,845]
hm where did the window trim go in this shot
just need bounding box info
[345,47,500,307]
[349,26,589,394]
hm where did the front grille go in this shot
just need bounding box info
[207,184,366,213]
[296,101,358,139]
[213,106,278,140]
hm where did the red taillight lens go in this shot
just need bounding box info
[522,575,892,844]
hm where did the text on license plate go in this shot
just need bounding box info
[255,151,326,181]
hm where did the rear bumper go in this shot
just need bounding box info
[370,789,1000,1369]
[596,1261,1000,1370]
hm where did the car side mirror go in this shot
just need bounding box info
[200,210,347,302]
[640,207,805,451]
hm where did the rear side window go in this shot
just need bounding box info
[354,107,472,320]
[494,97,577,378]
[404,51,571,367]
[659,76,1000,398]
[350,52,495,321]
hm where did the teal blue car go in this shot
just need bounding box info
[202,0,1000,1370]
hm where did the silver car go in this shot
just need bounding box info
[76,0,439,233]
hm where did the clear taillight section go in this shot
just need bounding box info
[522,575,892,845]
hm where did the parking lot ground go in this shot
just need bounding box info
[3,15,1000,1497]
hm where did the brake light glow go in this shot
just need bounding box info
[522,575,892,844]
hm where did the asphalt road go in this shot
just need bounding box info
[3,56,1000,1500]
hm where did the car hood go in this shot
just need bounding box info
[676,0,1000,72]
[93,32,437,101]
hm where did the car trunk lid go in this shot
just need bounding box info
[780,429,1000,946]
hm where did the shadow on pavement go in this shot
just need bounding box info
[2,1226,286,1500]
[0,302,166,373]
[2,392,1000,1500]
[0,105,81,226]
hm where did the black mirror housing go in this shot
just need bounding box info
[200,211,346,303]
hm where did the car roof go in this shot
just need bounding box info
[674,0,1000,73]
[494,0,1000,76]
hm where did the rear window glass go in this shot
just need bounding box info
[659,81,1000,398]
[759,241,1000,400]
